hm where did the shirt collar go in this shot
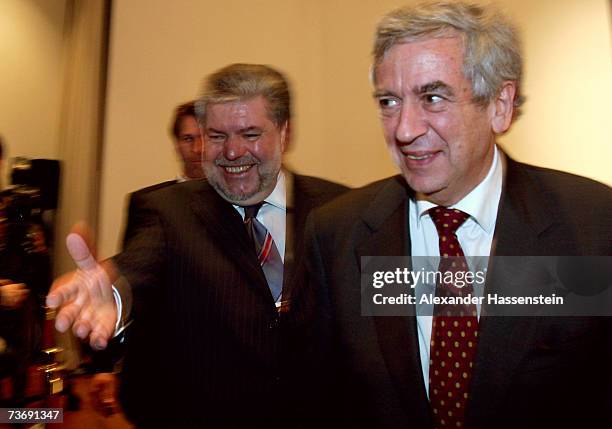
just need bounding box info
[414,145,502,233]
[265,169,287,211]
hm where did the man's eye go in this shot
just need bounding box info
[207,134,226,142]
[244,133,261,141]
[378,97,400,109]
[424,94,444,104]
[181,136,194,143]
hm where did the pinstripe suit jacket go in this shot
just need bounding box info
[112,175,348,428]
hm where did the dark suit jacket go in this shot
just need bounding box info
[112,174,348,428]
[297,158,612,429]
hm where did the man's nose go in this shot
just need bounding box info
[395,101,427,144]
[223,135,248,160]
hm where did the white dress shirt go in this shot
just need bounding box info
[410,145,503,397]
[233,170,288,261]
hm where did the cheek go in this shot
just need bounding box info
[180,145,193,158]
[253,139,280,161]
[203,144,221,162]
[381,116,398,142]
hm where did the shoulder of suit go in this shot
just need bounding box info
[510,160,612,206]
[130,180,178,198]
[129,179,209,204]
[293,174,349,194]
[310,175,406,223]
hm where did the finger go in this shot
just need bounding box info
[0,279,11,286]
[66,233,98,271]
[73,319,92,339]
[77,304,95,329]
[47,283,77,309]
[90,333,108,351]
[54,300,82,332]
[70,222,97,259]
[47,274,79,309]
[90,315,115,350]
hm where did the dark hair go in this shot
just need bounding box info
[170,101,196,139]
[0,135,4,160]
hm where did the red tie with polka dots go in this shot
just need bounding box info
[428,207,479,429]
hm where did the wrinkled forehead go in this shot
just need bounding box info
[203,96,276,125]
[374,35,467,91]
[373,30,467,82]
[204,97,284,133]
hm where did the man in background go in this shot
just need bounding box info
[88,100,205,417]
[297,2,611,428]
[48,64,348,427]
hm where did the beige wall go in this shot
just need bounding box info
[0,0,67,185]
[99,0,612,257]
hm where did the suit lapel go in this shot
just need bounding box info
[189,182,271,300]
[288,175,319,281]
[356,177,433,426]
[467,157,556,424]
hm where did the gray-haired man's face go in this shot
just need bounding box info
[374,35,497,206]
[201,96,287,206]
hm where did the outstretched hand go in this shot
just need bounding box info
[46,227,118,350]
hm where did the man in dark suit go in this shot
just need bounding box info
[47,64,348,427]
[295,2,611,429]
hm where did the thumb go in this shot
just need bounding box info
[66,232,98,271]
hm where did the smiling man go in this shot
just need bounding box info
[203,95,286,204]
[296,2,612,429]
[46,64,347,427]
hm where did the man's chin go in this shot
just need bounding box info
[404,176,450,202]
[213,183,265,206]
[207,169,279,206]
[218,188,257,204]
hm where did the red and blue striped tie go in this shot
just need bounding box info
[244,202,284,302]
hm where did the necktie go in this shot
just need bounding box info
[244,202,284,301]
[428,207,479,429]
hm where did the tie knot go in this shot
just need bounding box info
[244,202,264,221]
[429,206,469,235]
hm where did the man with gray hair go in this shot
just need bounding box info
[297,2,611,428]
[47,63,347,427]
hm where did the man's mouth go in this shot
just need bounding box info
[398,150,443,169]
[222,165,254,174]
[406,153,434,160]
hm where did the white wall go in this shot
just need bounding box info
[99,0,612,257]
[0,0,67,184]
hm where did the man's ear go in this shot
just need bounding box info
[490,81,517,134]
[280,121,290,153]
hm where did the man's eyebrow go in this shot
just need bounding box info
[372,90,395,98]
[205,127,226,133]
[239,126,263,133]
[417,81,455,97]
